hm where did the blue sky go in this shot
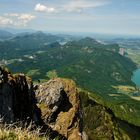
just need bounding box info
[0,0,140,35]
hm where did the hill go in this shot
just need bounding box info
[80,89,140,140]
[6,37,136,93]
[0,30,13,40]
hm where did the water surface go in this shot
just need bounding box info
[132,69,140,88]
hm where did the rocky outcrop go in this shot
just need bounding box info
[0,66,83,139]
[36,78,83,140]
[0,66,40,124]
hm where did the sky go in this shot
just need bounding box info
[0,0,140,35]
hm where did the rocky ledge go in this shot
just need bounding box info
[0,66,84,140]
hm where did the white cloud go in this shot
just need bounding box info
[18,14,35,21]
[0,16,13,25]
[0,13,35,27]
[47,7,55,13]
[35,3,47,12]
[35,3,56,13]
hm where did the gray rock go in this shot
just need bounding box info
[36,79,64,122]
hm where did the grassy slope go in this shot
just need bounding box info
[79,88,140,140]
[126,48,140,66]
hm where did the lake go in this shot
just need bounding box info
[132,69,140,88]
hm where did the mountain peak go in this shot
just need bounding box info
[0,30,13,40]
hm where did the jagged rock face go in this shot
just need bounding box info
[36,80,64,123]
[0,67,40,123]
[36,78,83,140]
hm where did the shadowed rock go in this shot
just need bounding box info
[0,66,40,124]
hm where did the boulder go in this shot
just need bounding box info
[36,78,83,140]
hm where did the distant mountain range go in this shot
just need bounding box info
[0,30,13,40]
[0,28,36,34]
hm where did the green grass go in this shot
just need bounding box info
[0,123,47,140]
[87,90,140,126]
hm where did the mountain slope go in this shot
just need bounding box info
[80,89,140,140]
[0,30,13,40]
[7,37,136,93]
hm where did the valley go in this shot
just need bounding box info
[1,30,140,139]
